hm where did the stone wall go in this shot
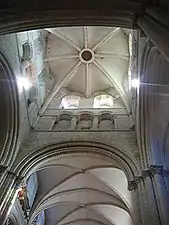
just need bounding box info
[0,30,47,152]
[13,130,139,171]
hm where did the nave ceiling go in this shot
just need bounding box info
[27,152,134,225]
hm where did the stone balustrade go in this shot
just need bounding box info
[34,108,132,131]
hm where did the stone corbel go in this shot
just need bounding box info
[149,165,163,175]
[128,180,137,191]
[128,176,143,191]
[145,165,169,177]
[128,165,169,191]
[142,167,156,178]
[162,170,169,177]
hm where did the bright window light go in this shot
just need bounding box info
[17,77,31,92]
[131,78,140,88]
[60,95,80,109]
[93,94,114,108]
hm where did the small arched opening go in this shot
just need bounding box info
[77,113,93,130]
[53,113,72,130]
[93,95,114,109]
[98,113,115,130]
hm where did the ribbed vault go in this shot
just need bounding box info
[29,165,133,225]
[40,26,130,113]
[17,142,139,225]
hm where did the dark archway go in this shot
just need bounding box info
[0,0,153,35]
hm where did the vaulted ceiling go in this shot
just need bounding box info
[29,152,134,225]
[25,26,134,225]
[40,26,131,114]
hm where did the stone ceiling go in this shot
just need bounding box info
[29,152,134,225]
[40,26,130,114]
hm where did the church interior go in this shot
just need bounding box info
[0,1,169,225]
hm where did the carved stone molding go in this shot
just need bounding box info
[128,176,143,191]
[0,52,19,167]
[16,141,140,182]
[128,180,137,191]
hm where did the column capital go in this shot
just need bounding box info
[128,165,169,191]
[145,165,169,177]
[150,165,163,175]
[128,176,143,191]
[128,180,137,191]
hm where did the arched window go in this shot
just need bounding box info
[53,113,72,130]
[93,94,114,108]
[77,113,93,130]
[60,95,80,109]
[98,113,115,130]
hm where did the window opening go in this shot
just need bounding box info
[93,94,114,108]
[60,95,80,109]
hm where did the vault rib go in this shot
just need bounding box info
[46,28,81,51]
[56,206,114,225]
[93,60,120,91]
[91,28,120,51]
[85,63,91,97]
[39,61,82,115]
[60,218,109,225]
[93,60,128,110]
[44,54,79,62]
[95,53,129,60]
[83,26,88,49]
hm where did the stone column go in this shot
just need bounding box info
[139,166,169,225]
[136,178,155,225]
[92,115,99,129]
[129,178,149,225]
[129,183,142,225]
[163,174,169,201]
[137,179,148,225]
[129,171,163,225]
[137,15,169,63]
[70,116,77,130]
[143,175,161,225]
[151,166,169,225]
[0,172,22,225]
